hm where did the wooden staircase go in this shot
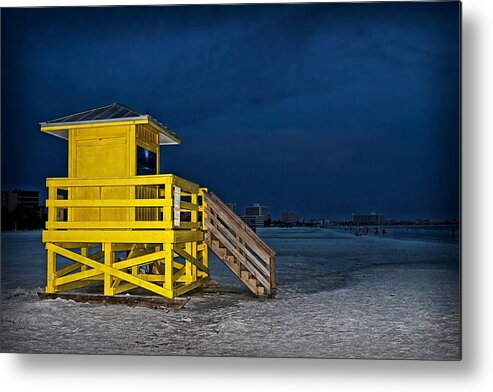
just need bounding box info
[202,191,276,297]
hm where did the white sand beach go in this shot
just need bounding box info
[1,228,460,359]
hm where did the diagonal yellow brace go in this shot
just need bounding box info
[173,245,210,275]
[46,243,174,298]
[55,250,104,278]
[55,249,168,286]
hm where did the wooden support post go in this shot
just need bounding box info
[103,242,115,296]
[46,248,56,293]
[164,243,174,298]
[191,241,198,281]
[269,255,276,293]
[185,242,192,283]
[81,246,88,272]
[191,192,198,228]
[151,245,160,274]
[202,241,209,269]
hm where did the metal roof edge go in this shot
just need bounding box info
[147,117,181,145]
[39,115,148,128]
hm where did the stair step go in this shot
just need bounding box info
[225,255,235,263]
[216,248,227,257]
[203,191,276,298]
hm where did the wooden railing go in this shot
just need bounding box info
[45,174,201,231]
[202,191,276,296]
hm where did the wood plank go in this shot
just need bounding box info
[172,176,200,194]
[173,276,210,296]
[47,199,169,208]
[43,230,171,244]
[180,201,199,211]
[206,214,270,276]
[203,192,275,256]
[207,205,273,266]
[205,219,271,289]
[46,221,169,230]
[54,279,101,293]
[206,237,262,294]
[47,174,174,188]
[46,244,174,298]
[208,240,240,274]
[173,245,210,274]
[37,292,189,309]
[55,250,104,278]
[113,282,138,295]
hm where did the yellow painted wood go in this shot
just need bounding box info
[47,199,170,207]
[55,249,168,285]
[103,243,114,295]
[113,282,138,295]
[46,243,174,298]
[56,267,103,286]
[180,201,199,211]
[46,221,171,229]
[80,246,88,272]
[46,249,56,293]
[173,267,187,282]
[41,115,214,300]
[54,262,82,278]
[163,243,174,297]
[174,276,210,297]
[43,229,202,244]
[46,174,173,187]
[55,279,101,293]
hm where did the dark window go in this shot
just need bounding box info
[136,146,157,175]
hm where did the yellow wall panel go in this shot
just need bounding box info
[71,125,131,222]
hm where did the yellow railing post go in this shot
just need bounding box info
[164,242,174,298]
[103,242,115,296]
[165,177,173,228]
[47,184,57,227]
[199,187,209,270]
[191,191,199,280]
[46,248,56,293]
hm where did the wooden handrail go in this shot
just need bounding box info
[203,190,276,295]
[203,192,275,257]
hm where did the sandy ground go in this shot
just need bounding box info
[0,228,460,359]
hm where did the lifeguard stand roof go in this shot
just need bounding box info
[40,103,181,145]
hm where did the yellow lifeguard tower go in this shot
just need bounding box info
[41,103,275,302]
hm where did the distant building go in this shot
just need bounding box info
[2,189,39,213]
[309,219,325,226]
[1,189,41,230]
[281,211,300,224]
[226,203,237,213]
[39,205,48,220]
[243,203,270,228]
[352,213,385,225]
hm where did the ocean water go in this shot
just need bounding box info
[0,228,460,359]
[333,224,460,243]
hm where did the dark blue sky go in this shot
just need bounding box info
[1,2,460,220]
